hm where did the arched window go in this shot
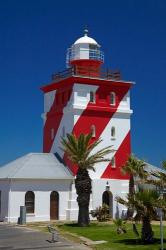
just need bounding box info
[25,191,35,214]
[111,127,115,138]
[51,128,54,140]
[62,126,65,137]
[91,125,96,138]
[90,91,95,103]
[110,92,116,105]
[111,156,116,168]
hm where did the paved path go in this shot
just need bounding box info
[0,223,91,250]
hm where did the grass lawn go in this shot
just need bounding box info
[57,222,166,250]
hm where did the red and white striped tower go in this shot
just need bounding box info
[41,30,134,218]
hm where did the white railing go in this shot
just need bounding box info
[66,47,104,66]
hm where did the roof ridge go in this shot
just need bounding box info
[7,154,31,178]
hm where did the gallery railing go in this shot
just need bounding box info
[51,66,121,82]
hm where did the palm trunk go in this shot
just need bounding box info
[75,168,92,227]
[127,175,135,219]
[141,216,154,244]
[129,175,135,195]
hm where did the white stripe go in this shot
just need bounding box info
[42,90,56,126]
[44,90,56,113]
[50,84,98,157]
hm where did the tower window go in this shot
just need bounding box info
[111,126,116,138]
[111,156,116,168]
[25,191,35,214]
[110,92,116,105]
[51,128,54,140]
[91,125,96,138]
[62,126,65,138]
[90,91,95,103]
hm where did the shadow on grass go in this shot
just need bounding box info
[114,238,166,246]
[63,223,79,227]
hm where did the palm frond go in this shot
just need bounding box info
[61,132,113,171]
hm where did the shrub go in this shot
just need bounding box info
[91,204,111,221]
[113,218,127,234]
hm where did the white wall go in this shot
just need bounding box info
[92,179,129,218]
[3,179,72,223]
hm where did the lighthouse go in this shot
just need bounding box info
[41,30,133,218]
[0,30,162,223]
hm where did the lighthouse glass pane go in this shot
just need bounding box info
[79,44,89,59]
[89,44,98,50]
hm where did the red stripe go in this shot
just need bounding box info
[101,131,131,179]
[64,84,130,175]
[43,85,73,152]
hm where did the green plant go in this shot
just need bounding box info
[116,189,166,244]
[91,204,111,221]
[121,155,148,219]
[61,133,113,227]
[113,218,127,234]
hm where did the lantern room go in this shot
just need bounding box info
[66,29,104,68]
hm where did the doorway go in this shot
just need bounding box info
[102,191,113,217]
[50,191,59,220]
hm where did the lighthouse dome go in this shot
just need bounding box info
[74,29,99,46]
[74,35,98,46]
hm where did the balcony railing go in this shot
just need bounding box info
[51,66,121,82]
[66,48,104,65]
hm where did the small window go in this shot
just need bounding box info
[111,127,115,138]
[90,91,95,103]
[110,92,116,105]
[91,125,96,138]
[62,126,65,138]
[25,191,35,214]
[111,157,116,168]
[51,128,54,140]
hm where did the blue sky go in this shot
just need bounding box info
[0,0,166,167]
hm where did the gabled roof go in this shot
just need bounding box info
[0,153,73,180]
[145,162,166,174]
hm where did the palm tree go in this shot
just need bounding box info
[116,189,166,244]
[61,132,113,227]
[121,155,148,218]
